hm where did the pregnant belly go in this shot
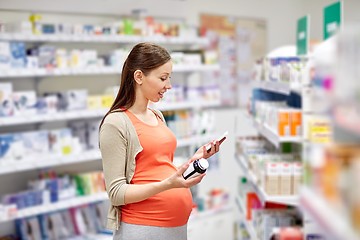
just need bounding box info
[121,187,193,227]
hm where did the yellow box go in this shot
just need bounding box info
[101,95,114,108]
[87,95,102,109]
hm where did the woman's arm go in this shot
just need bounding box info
[100,122,129,206]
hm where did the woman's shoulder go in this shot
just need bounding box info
[102,111,130,129]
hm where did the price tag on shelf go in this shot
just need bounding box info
[47,68,56,76]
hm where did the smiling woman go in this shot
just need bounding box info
[98,42,221,240]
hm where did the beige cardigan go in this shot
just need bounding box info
[99,109,165,230]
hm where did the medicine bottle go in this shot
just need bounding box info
[183,158,209,180]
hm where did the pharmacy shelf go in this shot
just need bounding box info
[235,196,257,240]
[0,149,102,175]
[1,192,108,222]
[252,119,302,148]
[0,64,219,78]
[0,135,213,175]
[300,187,360,240]
[0,33,209,45]
[0,109,109,127]
[0,100,222,127]
[0,66,121,78]
[172,64,220,72]
[252,80,302,95]
[235,154,298,206]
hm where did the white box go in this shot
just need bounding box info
[87,120,101,149]
[49,128,73,156]
[0,82,13,116]
[0,41,11,70]
[22,130,50,159]
[66,89,88,110]
[12,91,37,116]
[279,162,292,195]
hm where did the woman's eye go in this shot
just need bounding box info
[161,78,167,81]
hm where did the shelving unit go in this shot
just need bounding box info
[0,109,108,126]
[0,98,221,127]
[0,192,108,223]
[235,154,298,206]
[252,80,302,96]
[252,119,302,148]
[0,33,209,45]
[234,196,257,240]
[0,15,224,237]
[0,149,101,175]
[0,64,219,78]
[300,187,359,240]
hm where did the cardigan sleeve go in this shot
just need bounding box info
[99,122,129,206]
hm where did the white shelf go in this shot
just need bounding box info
[252,80,302,95]
[253,80,291,95]
[1,192,108,222]
[235,196,258,240]
[235,154,298,206]
[0,109,109,127]
[300,187,360,240]
[0,149,102,175]
[0,33,209,45]
[0,100,221,127]
[252,119,302,148]
[0,64,219,78]
[153,100,221,111]
[172,64,220,72]
[0,66,122,78]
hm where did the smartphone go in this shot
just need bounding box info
[206,131,228,152]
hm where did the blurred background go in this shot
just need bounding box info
[0,0,359,239]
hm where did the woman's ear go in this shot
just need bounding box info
[134,70,143,85]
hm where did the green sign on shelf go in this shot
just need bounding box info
[324,1,342,40]
[297,15,309,56]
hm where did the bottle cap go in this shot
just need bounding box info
[198,158,209,170]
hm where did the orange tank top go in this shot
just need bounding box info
[120,109,193,227]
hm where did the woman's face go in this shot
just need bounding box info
[140,60,172,103]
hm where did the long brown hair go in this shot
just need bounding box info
[99,42,171,130]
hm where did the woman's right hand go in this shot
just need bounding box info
[164,162,205,189]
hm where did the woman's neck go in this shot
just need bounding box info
[128,99,149,115]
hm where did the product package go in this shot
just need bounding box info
[48,128,73,156]
[0,41,11,70]
[87,119,101,149]
[0,133,24,162]
[22,130,50,160]
[12,91,37,116]
[66,89,88,110]
[0,82,14,117]
[9,42,27,69]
